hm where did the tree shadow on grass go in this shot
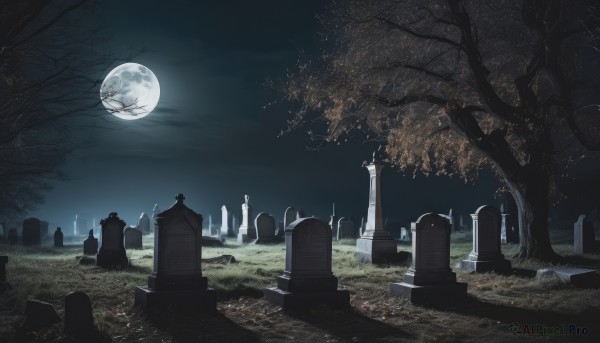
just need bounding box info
[425,295,599,330]
[286,305,412,342]
[147,310,261,343]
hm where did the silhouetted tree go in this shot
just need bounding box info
[283,0,600,261]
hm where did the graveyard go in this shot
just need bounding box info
[1,219,599,342]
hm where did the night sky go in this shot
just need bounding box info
[34,0,506,233]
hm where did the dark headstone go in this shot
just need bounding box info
[20,299,60,332]
[124,227,143,249]
[22,218,41,246]
[8,229,18,245]
[135,194,216,313]
[54,227,64,248]
[264,218,350,310]
[461,206,511,273]
[337,217,356,239]
[281,206,298,239]
[96,212,128,268]
[390,213,467,304]
[83,230,99,255]
[574,214,595,255]
[64,291,94,337]
[137,212,151,234]
[255,212,277,243]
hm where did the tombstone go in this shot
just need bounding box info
[220,205,230,237]
[124,227,143,249]
[135,194,217,312]
[255,212,277,243]
[237,194,257,243]
[83,230,98,255]
[356,150,398,263]
[284,207,298,231]
[137,212,151,235]
[337,217,356,239]
[390,213,467,304]
[263,218,350,310]
[400,227,411,242]
[328,203,339,239]
[21,299,60,332]
[231,215,238,236]
[460,206,511,273]
[22,218,41,246]
[8,229,18,245]
[64,291,94,337]
[96,212,128,268]
[574,214,595,255]
[39,221,49,239]
[53,227,64,248]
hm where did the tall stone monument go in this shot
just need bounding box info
[263,218,350,310]
[461,206,511,273]
[237,194,257,243]
[390,213,467,304]
[135,194,216,312]
[220,205,229,237]
[355,148,398,263]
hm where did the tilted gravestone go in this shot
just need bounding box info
[255,212,277,243]
[137,212,151,235]
[264,218,350,310]
[53,227,64,248]
[337,217,356,239]
[22,218,41,246]
[83,230,98,255]
[8,229,18,245]
[20,299,60,333]
[96,212,128,268]
[124,227,143,249]
[574,214,596,255]
[460,206,511,273]
[64,291,95,337]
[390,213,467,304]
[135,194,216,312]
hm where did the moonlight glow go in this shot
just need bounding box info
[100,63,160,120]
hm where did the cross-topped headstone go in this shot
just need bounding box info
[96,212,128,268]
[83,230,98,255]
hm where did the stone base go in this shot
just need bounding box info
[134,286,217,313]
[277,275,338,292]
[237,232,257,245]
[96,249,128,269]
[263,287,350,310]
[148,275,207,291]
[355,237,398,263]
[461,259,512,273]
[389,282,468,305]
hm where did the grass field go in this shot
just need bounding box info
[0,229,599,342]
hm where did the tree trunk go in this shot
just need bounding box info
[504,166,560,262]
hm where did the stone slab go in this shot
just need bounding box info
[536,267,597,287]
[460,259,512,273]
[263,287,350,310]
[134,286,217,313]
[355,237,399,263]
[389,282,467,304]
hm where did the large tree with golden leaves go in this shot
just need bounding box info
[283,0,600,261]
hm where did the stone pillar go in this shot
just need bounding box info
[355,153,398,263]
[238,194,256,243]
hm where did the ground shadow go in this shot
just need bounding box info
[147,310,261,343]
[286,305,412,342]
[425,295,599,329]
[510,268,538,278]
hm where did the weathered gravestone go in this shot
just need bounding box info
[263,218,350,310]
[337,217,356,239]
[135,194,216,312]
[22,218,41,246]
[53,227,64,248]
[574,214,596,255]
[356,151,398,263]
[137,212,151,235]
[238,194,257,243]
[390,213,467,304]
[96,212,128,268]
[8,229,18,245]
[20,299,60,333]
[64,291,95,337]
[124,227,143,249]
[282,206,298,238]
[255,212,277,243]
[83,230,98,255]
[460,206,511,273]
[220,205,230,237]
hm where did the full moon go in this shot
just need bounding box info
[100,62,160,120]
